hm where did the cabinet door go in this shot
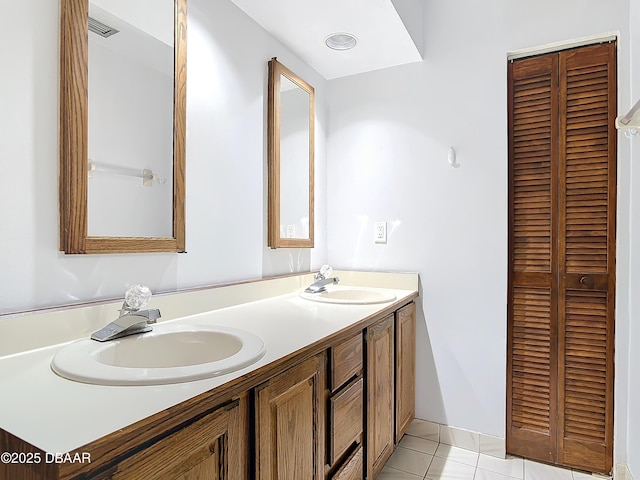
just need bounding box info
[396,302,416,442]
[104,397,248,480]
[255,353,326,480]
[366,315,395,479]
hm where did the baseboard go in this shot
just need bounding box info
[407,419,505,459]
[616,464,634,480]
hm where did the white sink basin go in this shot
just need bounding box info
[51,324,266,386]
[299,287,396,305]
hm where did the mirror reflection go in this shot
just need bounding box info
[267,58,315,248]
[88,0,174,237]
[279,75,311,240]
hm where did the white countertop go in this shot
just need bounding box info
[0,271,418,454]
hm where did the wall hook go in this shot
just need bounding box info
[448,147,460,168]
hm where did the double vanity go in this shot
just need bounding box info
[0,270,418,479]
[40,2,421,478]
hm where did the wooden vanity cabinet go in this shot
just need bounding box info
[98,300,413,480]
[254,352,326,480]
[1,298,417,480]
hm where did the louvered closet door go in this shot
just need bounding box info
[557,43,616,473]
[507,53,559,465]
[507,42,615,475]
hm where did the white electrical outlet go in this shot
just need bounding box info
[375,221,387,244]
[286,225,296,238]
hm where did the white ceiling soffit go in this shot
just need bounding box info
[229,0,423,80]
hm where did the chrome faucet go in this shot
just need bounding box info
[91,285,161,342]
[305,265,340,293]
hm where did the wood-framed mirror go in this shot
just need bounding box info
[267,58,315,248]
[59,0,186,254]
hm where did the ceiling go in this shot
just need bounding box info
[228,0,423,80]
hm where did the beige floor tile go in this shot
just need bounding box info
[386,446,433,477]
[400,435,439,455]
[477,454,524,479]
[475,468,521,480]
[524,459,573,480]
[434,443,479,467]
[378,465,425,479]
[425,456,476,480]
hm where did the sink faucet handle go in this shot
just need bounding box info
[124,284,152,311]
[316,264,333,280]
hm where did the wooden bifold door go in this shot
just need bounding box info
[507,42,616,474]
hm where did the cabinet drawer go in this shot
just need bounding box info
[331,333,363,391]
[330,445,363,480]
[329,377,363,465]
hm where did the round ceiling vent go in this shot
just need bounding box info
[325,33,358,51]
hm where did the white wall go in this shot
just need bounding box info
[0,0,327,314]
[327,0,631,457]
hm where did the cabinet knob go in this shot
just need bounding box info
[579,276,593,287]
